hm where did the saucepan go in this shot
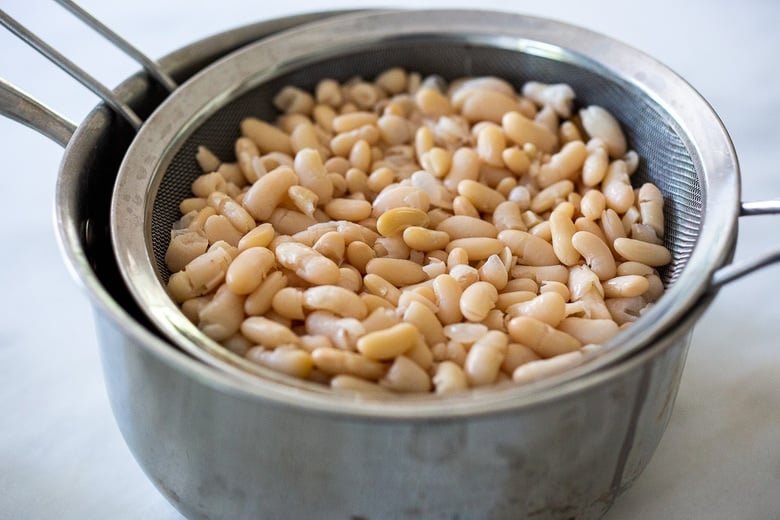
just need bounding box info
[2,5,778,518]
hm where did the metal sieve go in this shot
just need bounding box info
[104,8,780,405]
[4,7,780,517]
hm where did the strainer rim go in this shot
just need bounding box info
[110,8,739,418]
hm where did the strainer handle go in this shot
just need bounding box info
[0,1,178,132]
[710,200,780,288]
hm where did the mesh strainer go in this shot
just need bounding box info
[105,9,777,399]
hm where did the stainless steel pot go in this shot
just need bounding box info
[2,7,779,519]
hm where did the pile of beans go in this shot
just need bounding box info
[164,67,671,395]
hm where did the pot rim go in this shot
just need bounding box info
[57,10,734,420]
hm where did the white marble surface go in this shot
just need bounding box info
[1,0,779,518]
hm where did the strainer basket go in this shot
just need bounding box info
[108,9,763,409]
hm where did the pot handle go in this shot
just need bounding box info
[0,79,76,148]
[710,200,780,288]
[0,0,179,135]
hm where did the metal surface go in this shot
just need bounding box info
[55,46,704,513]
[1,7,776,518]
[110,9,744,409]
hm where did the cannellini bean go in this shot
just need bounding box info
[203,215,243,247]
[502,111,558,153]
[410,170,454,209]
[498,230,558,266]
[372,186,430,216]
[237,223,274,251]
[402,299,444,344]
[402,227,450,251]
[165,230,209,273]
[550,203,580,266]
[582,145,609,187]
[312,231,345,265]
[312,347,386,380]
[275,242,340,285]
[273,86,314,115]
[580,190,606,220]
[613,238,672,267]
[303,285,368,319]
[512,350,584,385]
[638,183,665,238]
[606,296,648,325]
[579,106,627,158]
[336,266,362,293]
[557,317,620,345]
[457,179,506,213]
[303,307,359,341]
[461,89,520,124]
[241,117,293,155]
[536,141,587,188]
[507,316,582,358]
[380,355,432,393]
[246,346,313,379]
[235,137,261,183]
[492,201,527,232]
[601,209,627,256]
[167,247,233,303]
[531,180,574,214]
[241,316,299,347]
[444,147,481,191]
[195,145,220,173]
[285,185,318,218]
[207,192,255,234]
[225,246,276,295]
[191,172,226,198]
[294,148,334,204]
[506,292,566,327]
[617,261,655,277]
[460,281,499,322]
[244,271,287,316]
[502,343,541,374]
[179,198,207,215]
[330,375,389,393]
[361,307,400,334]
[197,284,245,341]
[376,207,430,237]
[356,322,420,360]
[602,160,634,214]
[437,215,498,239]
[571,231,616,281]
[242,166,298,221]
[366,258,427,286]
[433,361,469,394]
[445,237,505,261]
[433,274,464,325]
[477,124,506,167]
[271,287,306,320]
[603,275,650,298]
[645,274,664,303]
[511,265,570,285]
[496,291,536,311]
[464,331,508,386]
[363,274,401,305]
[522,82,575,117]
[478,254,509,291]
[324,198,372,222]
[442,323,489,344]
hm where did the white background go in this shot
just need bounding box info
[1,0,779,518]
